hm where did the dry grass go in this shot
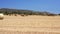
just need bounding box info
[0,15,60,34]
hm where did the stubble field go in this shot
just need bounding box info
[0,15,60,34]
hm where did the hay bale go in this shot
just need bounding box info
[20,14,25,16]
[0,13,4,20]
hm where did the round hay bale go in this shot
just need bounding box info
[21,14,25,16]
[0,13,4,20]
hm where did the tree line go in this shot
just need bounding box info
[0,8,60,16]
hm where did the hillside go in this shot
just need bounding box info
[0,8,58,16]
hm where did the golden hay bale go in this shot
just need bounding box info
[0,13,4,20]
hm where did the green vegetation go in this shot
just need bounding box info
[0,8,59,16]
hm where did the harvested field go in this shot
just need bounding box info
[0,15,60,34]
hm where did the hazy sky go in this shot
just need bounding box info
[0,0,60,14]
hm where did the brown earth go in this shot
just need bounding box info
[0,15,60,34]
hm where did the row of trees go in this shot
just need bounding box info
[0,8,60,16]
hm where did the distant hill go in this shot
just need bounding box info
[0,8,59,16]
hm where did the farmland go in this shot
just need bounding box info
[0,15,60,34]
